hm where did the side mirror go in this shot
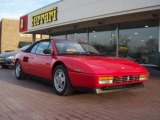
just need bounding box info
[43,49,52,55]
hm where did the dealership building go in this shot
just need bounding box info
[20,0,160,65]
[0,19,48,53]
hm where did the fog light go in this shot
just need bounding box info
[99,76,113,84]
[139,75,148,81]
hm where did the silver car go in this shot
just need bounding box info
[0,45,30,68]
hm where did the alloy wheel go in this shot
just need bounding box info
[54,69,66,92]
[15,62,21,78]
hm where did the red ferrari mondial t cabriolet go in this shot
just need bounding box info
[15,39,149,95]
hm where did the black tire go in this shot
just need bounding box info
[15,61,25,80]
[53,64,74,96]
[1,65,9,68]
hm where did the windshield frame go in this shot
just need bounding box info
[19,45,31,51]
[55,41,101,56]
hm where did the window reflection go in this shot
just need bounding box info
[50,19,159,65]
[51,35,66,39]
[67,29,88,42]
[119,19,159,63]
[89,25,117,56]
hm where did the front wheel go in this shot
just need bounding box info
[53,65,73,96]
[15,61,25,80]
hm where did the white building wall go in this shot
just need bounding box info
[27,0,160,32]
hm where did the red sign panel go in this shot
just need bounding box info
[19,15,28,32]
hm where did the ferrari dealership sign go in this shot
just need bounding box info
[32,7,58,27]
[19,7,58,33]
[19,0,160,33]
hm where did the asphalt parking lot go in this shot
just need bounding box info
[0,68,160,120]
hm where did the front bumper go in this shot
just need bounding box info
[0,57,15,67]
[95,82,144,93]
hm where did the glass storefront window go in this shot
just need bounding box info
[50,19,159,65]
[67,29,88,42]
[51,34,66,39]
[119,19,159,64]
[89,25,117,56]
[67,33,88,41]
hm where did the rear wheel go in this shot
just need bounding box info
[15,61,25,80]
[53,65,73,96]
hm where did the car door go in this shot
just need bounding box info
[29,41,53,80]
[20,43,39,74]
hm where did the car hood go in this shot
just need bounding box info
[60,56,148,75]
[0,51,18,57]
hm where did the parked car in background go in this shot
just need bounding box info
[15,39,149,96]
[0,45,31,68]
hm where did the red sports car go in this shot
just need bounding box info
[15,39,149,95]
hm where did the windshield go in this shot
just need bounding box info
[55,41,100,55]
[19,45,31,51]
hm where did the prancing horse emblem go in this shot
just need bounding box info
[121,67,126,70]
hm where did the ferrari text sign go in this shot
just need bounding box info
[32,7,58,27]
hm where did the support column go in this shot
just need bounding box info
[87,28,89,43]
[65,32,67,40]
[116,24,119,58]
[40,34,42,39]
[32,34,36,43]
[159,18,160,52]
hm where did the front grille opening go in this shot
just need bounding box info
[0,58,6,62]
[102,83,144,90]
[113,75,139,83]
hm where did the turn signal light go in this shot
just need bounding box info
[99,76,113,84]
[139,75,148,81]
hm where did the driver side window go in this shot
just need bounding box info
[31,44,39,54]
[30,41,51,55]
[36,41,50,55]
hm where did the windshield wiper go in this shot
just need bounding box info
[58,52,101,56]
[85,52,100,55]
[58,52,82,55]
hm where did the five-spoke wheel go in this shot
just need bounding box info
[15,61,25,80]
[53,65,73,95]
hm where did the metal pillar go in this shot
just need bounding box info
[65,32,67,40]
[116,24,119,58]
[32,34,36,43]
[87,28,89,43]
[40,34,42,39]
[159,18,160,52]
[49,35,51,39]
